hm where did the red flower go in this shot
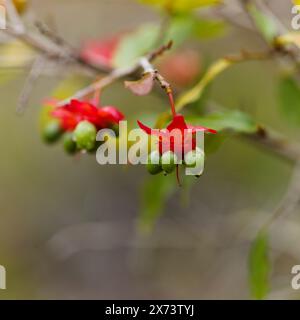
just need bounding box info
[80,35,122,68]
[137,114,216,156]
[51,99,124,131]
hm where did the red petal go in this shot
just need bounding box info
[72,100,98,116]
[101,106,124,123]
[137,120,165,136]
[51,108,79,131]
[137,120,154,134]
[69,99,83,110]
[51,108,73,121]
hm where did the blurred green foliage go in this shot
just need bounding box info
[278,76,300,126]
[249,231,270,300]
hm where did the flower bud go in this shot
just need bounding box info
[73,120,97,151]
[42,120,62,144]
[146,151,162,175]
[63,132,77,154]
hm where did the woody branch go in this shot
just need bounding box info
[1,1,300,164]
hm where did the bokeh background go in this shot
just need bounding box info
[0,0,299,299]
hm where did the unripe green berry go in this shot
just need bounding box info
[161,151,177,174]
[63,132,77,154]
[73,121,97,151]
[184,148,205,168]
[42,120,62,144]
[146,151,162,175]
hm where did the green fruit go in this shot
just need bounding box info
[42,121,62,144]
[161,151,177,174]
[184,148,205,168]
[73,121,97,151]
[146,151,162,175]
[63,132,77,154]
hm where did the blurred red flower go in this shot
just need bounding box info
[80,35,122,68]
[51,99,124,131]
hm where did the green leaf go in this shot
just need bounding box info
[176,58,232,111]
[113,24,160,68]
[139,174,175,233]
[248,231,270,300]
[248,4,277,42]
[278,76,300,126]
[164,15,196,47]
[186,110,258,134]
[204,132,226,154]
[113,17,224,70]
[139,0,221,13]
[193,18,225,39]
[165,15,225,46]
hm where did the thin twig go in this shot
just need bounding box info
[34,21,74,51]
[242,127,300,163]
[17,55,46,115]
[256,0,288,34]
[56,41,173,107]
[139,54,176,116]
[1,20,112,75]
[154,13,171,47]
[224,49,274,62]
[34,20,112,74]
[5,0,25,34]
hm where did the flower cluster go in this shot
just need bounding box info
[41,33,217,184]
[42,99,124,154]
[136,85,216,183]
[138,114,216,182]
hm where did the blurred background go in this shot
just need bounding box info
[0,0,299,299]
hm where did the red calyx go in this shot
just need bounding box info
[137,114,217,156]
[51,99,124,131]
